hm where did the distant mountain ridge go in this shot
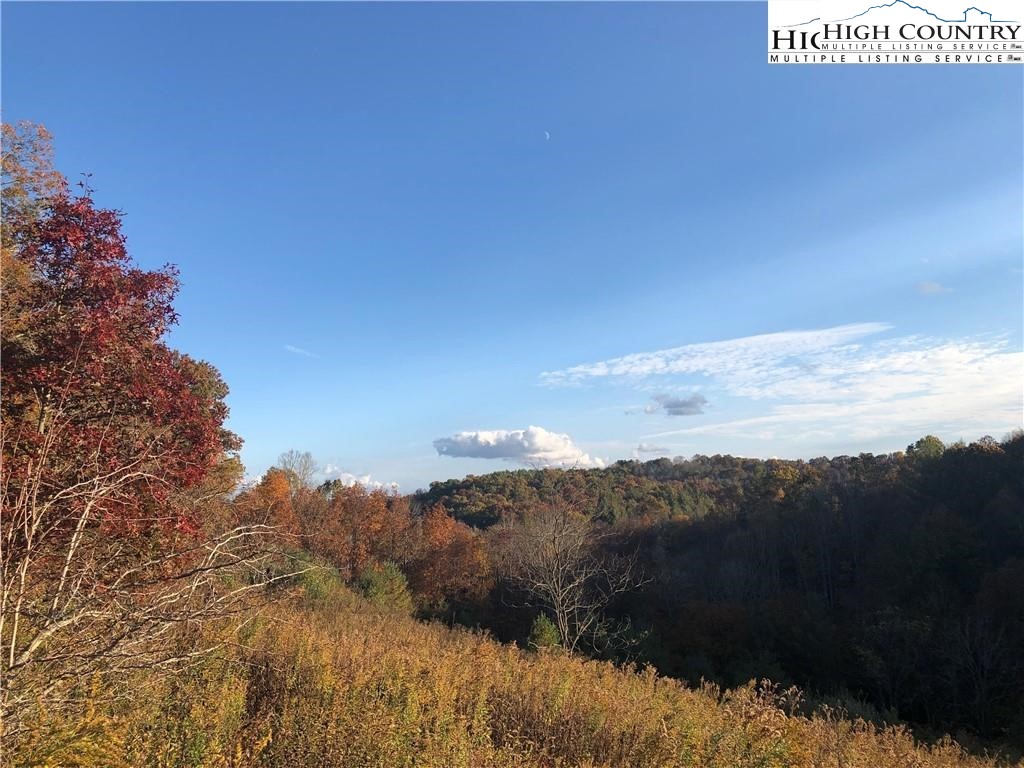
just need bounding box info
[788,1,1018,27]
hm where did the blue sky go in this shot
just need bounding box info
[3,2,1021,490]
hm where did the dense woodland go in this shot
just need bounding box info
[415,439,1024,749]
[2,122,1022,766]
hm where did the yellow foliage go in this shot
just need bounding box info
[12,580,1019,768]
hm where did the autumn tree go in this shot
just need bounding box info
[407,503,490,611]
[293,484,330,551]
[233,468,301,538]
[1,121,65,232]
[309,483,406,579]
[0,123,281,745]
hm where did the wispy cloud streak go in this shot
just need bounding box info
[644,336,1021,444]
[284,344,319,359]
[544,323,1021,450]
[540,323,891,391]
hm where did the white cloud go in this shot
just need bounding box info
[323,463,396,491]
[642,336,1022,447]
[433,426,604,469]
[284,344,319,358]
[540,323,891,390]
[543,323,1022,453]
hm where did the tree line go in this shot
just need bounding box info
[414,434,1024,749]
[225,432,1024,751]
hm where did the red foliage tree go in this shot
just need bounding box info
[1,129,253,741]
[2,192,238,534]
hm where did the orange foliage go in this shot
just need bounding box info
[290,487,326,550]
[299,487,490,607]
[234,469,301,538]
[408,504,492,608]
[309,486,412,579]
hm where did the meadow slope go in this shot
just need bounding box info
[20,570,1018,768]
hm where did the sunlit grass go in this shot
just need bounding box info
[20,574,1016,768]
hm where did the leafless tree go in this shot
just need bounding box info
[278,449,319,491]
[499,502,645,654]
[0,406,311,748]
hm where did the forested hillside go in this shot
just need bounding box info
[417,439,1024,749]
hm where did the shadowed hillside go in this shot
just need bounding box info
[20,571,1019,767]
[415,437,1024,751]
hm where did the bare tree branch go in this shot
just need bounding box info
[498,501,647,654]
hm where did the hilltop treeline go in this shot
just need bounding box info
[416,436,1024,748]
